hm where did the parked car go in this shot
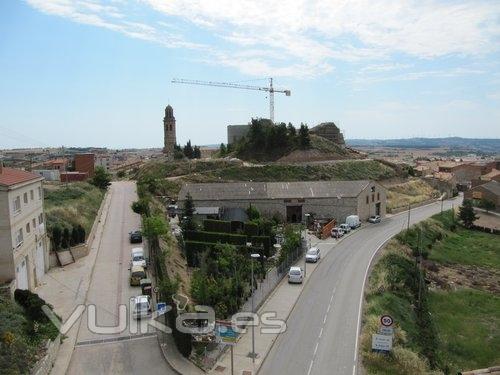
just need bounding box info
[129,265,146,286]
[331,227,345,238]
[131,248,147,268]
[288,266,304,284]
[345,215,361,229]
[339,223,351,233]
[129,230,142,244]
[305,247,321,263]
[132,295,152,320]
[368,215,381,223]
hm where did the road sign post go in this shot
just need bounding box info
[372,334,393,353]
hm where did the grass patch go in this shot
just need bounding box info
[44,182,104,234]
[387,179,440,212]
[429,289,500,373]
[428,227,500,269]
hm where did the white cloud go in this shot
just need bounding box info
[26,0,500,78]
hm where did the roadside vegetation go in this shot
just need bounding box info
[386,179,440,213]
[44,182,105,250]
[0,291,59,374]
[361,208,500,375]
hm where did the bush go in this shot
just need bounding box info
[184,241,216,267]
[203,219,232,233]
[185,231,248,246]
[244,222,259,236]
[76,224,86,243]
[14,290,50,323]
[131,199,150,216]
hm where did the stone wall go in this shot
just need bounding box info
[31,335,61,375]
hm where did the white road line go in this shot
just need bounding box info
[319,328,323,338]
[327,303,331,313]
[352,364,356,375]
[307,360,314,375]
[314,342,319,356]
[323,315,327,324]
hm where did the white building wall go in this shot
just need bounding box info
[0,179,47,290]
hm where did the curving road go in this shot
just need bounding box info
[259,197,462,375]
[67,182,175,375]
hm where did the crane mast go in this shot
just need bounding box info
[171,77,291,122]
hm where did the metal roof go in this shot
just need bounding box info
[179,180,372,201]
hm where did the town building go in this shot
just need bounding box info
[464,180,500,211]
[0,164,48,292]
[74,153,95,178]
[163,105,177,157]
[178,180,386,223]
[309,122,345,145]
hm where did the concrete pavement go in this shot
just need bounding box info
[36,182,177,375]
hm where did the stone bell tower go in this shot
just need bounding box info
[163,105,176,156]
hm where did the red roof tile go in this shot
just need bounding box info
[0,167,42,187]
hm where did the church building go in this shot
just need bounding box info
[163,104,177,156]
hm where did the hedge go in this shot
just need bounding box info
[251,235,272,256]
[244,222,259,236]
[185,231,248,246]
[203,219,232,233]
[184,241,216,267]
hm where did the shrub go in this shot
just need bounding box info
[70,226,79,246]
[14,290,50,323]
[76,224,86,243]
[185,231,247,246]
[203,219,232,233]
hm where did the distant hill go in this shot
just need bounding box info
[347,137,500,154]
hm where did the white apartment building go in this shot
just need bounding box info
[0,164,48,291]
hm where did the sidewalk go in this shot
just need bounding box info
[209,231,346,375]
[35,189,113,375]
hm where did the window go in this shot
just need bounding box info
[366,196,369,204]
[23,192,28,204]
[372,194,375,202]
[377,192,380,201]
[15,228,23,247]
[32,218,36,229]
[38,187,42,199]
[38,213,44,224]
[371,186,376,192]
[13,196,21,213]
[30,190,34,200]
[26,223,30,233]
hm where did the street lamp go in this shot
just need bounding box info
[249,250,260,362]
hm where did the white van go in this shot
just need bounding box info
[345,215,361,229]
[131,248,146,268]
[132,295,152,319]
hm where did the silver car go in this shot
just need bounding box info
[288,267,304,284]
[305,247,321,263]
[368,215,381,223]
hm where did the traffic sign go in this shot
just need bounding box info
[157,302,167,314]
[153,286,159,293]
[379,326,394,336]
[380,315,393,327]
[372,334,393,352]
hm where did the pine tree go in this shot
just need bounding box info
[458,199,478,228]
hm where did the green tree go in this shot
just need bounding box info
[70,226,79,246]
[117,170,126,178]
[219,143,227,157]
[131,198,150,216]
[298,123,311,149]
[182,193,197,234]
[61,227,70,249]
[51,225,62,250]
[183,140,194,159]
[76,224,86,243]
[479,198,496,213]
[458,199,478,228]
[142,215,169,240]
[246,205,261,221]
[90,166,111,190]
[287,122,296,137]
[193,146,201,159]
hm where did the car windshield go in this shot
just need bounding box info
[136,302,149,311]
[133,254,144,261]
[307,249,317,255]
[290,270,301,275]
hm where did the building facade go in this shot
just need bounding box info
[0,164,48,292]
[74,153,95,178]
[178,180,386,223]
[309,122,345,145]
[464,180,500,211]
[163,105,177,156]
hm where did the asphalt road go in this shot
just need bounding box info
[67,181,175,375]
[259,197,462,375]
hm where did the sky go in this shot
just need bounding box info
[1,0,499,149]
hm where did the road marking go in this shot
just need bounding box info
[352,364,356,375]
[319,328,323,338]
[307,360,314,375]
[314,342,319,356]
[327,303,331,313]
[323,315,327,324]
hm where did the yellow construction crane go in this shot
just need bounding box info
[171,77,291,123]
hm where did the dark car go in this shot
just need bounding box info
[129,230,142,243]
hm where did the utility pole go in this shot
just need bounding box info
[407,204,411,230]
